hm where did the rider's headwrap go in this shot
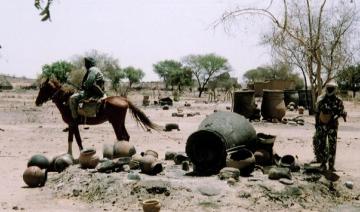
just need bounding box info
[325,80,337,97]
[84,57,96,69]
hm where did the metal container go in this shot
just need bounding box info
[261,90,286,121]
[232,90,257,119]
[284,90,299,107]
[186,111,257,175]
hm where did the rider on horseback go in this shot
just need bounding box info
[69,57,105,126]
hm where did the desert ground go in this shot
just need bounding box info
[0,89,360,212]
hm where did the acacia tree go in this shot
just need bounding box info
[182,53,230,97]
[153,60,192,90]
[123,66,145,88]
[217,0,358,108]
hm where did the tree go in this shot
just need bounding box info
[217,0,358,109]
[182,53,230,97]
[243,62,304,89]
[40,60,74,83]
[336,64,360,97]
[123,66,145,88]
[153,60,193,91]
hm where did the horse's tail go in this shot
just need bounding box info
[127,100,163,131]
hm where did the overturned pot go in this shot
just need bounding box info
[113,141,136,158]
[226,148,255,177]
[186,111,257,175]
[139,155,163,175]
[23,166,47,187]
[50,153,74,173]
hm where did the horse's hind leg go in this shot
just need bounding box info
[110,120,129,141]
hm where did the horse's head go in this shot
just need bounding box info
[35,78,61,106]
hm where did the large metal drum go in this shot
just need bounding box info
[186,111,257,175]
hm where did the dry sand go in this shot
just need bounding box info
[0,89,360,211]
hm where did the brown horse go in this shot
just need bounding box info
[35,78,160,156]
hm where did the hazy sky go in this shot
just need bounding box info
[0,0,273,81]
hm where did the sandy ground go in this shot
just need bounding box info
[0,89,360,211]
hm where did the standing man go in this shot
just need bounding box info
[69,57,105,125]
[313,80,347,171]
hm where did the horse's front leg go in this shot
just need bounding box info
[72,125,83,151]
[67,126,74,156]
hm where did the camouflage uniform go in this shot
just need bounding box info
[312,87,346,170]
[69,57,105,122]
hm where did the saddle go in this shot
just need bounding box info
[77,96,106,118]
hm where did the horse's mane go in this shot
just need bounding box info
[46,79,76,102]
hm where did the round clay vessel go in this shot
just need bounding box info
[142,199,161,212]
[113,141,136,158]
[23,166,47,187]
[53,153,74,172]
[226,148,255,176]
[254,149,271,166]
[139,155,163,175]
[79,148,99,169]
[27,154,50,169]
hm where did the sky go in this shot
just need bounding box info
[0,0,274,82]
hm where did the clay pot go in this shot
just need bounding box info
[23,166,47,187]
[142,150,159,159]
[261,90,286,121]
[279,155,295,169]
[139,155,163,175]
[79,149,99,169]
[226,148,255,176]
[113,141,136,158]
[232,90,257,119]
[319,112,331,124]
[27,154,50,169]
[52,153,74,172]
[142,199,161,212]
[103,144,114,159]
[284,90,299,107]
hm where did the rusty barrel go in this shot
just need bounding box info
[232,90,256,119]
[284,90,299,107]
[186,111,257,175]
[261,90,286,121]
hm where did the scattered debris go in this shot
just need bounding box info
[344,181,353,189]
[164,123,180,132]
[218,167,240,180]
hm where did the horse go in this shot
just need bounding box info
[35,78,161,156]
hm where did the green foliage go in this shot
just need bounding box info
[336,64,360,97]
[40,60,74,83]
[182,53,230,97]
[243,62,304,89]
[153,60,193,90]
[123,66,145,88]
[208,72,240,91]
